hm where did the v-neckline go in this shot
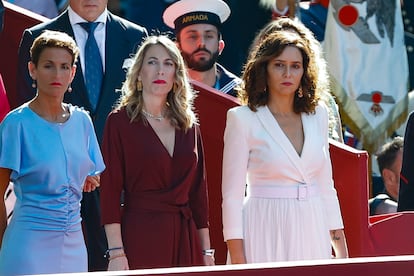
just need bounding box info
[272,112,304,157]
[257,106,313,184]
[147,120,176,158]
[266,105,306,159]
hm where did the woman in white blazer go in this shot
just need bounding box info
[222,29,348,264]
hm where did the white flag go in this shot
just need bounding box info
[324,0,409,153]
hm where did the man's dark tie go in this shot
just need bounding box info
[80,22,103,111]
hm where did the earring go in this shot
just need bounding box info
[137,80,143,91]
[263,86,267,93]
[32,80,36,88]
[67,86,72,93]
[297,87,303,98]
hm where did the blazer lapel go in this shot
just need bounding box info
[256,106,311,183]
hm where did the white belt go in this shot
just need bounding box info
[248,184,319,200]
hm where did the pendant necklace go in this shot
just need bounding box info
[142,109,165,122]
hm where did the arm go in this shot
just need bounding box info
[83,174,100,192]
[317,104,349,256]
[189,126,214,265]
[83,112,104,193]
[222,108,249,264]
[100,114,127,270]
[226,239,246,264]
[0,168,11,249]
[330,229,348,258]
[104,223,128,270]
[198,228,214,266]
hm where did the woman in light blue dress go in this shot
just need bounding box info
[0,30,105,275]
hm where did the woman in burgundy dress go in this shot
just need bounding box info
[100,35,214,271]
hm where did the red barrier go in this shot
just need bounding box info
[0,2,45,101]
[328,139,373,257]
[41,255,414,275]
[192,80,239,264]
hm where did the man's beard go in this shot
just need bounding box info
[181,47,220,72]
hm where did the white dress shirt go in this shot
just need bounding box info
[68,6,107,75]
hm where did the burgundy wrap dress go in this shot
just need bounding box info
[100,108,209,269]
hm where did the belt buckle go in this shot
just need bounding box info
[298,184,308,200]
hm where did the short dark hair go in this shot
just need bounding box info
[376,136,404,173]
[30,30,79,66]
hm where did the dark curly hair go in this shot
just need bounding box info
[239,30,319,114]
[376,136,404,174]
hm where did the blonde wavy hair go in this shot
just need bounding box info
[116,35,197,130]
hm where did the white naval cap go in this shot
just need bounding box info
[163,0,231,33]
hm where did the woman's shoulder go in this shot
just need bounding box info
[106,107,129,122]
[314,100,329,116]
[1,103,31,124]
[227,105,254,118]
[67,104,93,122]
[68,104,89,116]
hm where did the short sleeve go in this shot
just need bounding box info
[0,115,22,178]
[84,111,105,175]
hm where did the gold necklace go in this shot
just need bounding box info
[142,109,164,122]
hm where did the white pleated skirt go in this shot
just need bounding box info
[241,196,332,263]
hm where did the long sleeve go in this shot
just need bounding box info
[222,107,250,241]
[315,103,344,229]
[189,125,209,229]
[100,112,125,225]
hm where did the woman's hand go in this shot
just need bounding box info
[83,175,100,192]
[203,254,215,266]
[107,253,129,271]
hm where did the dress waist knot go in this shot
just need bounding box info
[124,196,192,219]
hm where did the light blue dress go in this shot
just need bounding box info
[0,103,105,275]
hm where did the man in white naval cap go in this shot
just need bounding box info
[163,0,241,97]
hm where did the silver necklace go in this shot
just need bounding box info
[142,109,164,122]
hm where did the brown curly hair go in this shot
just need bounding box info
[239,30,319,114]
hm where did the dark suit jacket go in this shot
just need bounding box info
[13,10,147,143]
[398,111,414,211]
[0,0,4,33]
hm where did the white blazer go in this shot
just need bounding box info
[222,102,344,241]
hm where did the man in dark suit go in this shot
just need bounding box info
[0,0,4,33]
[398,112,414,211]
[12,0,147,271]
